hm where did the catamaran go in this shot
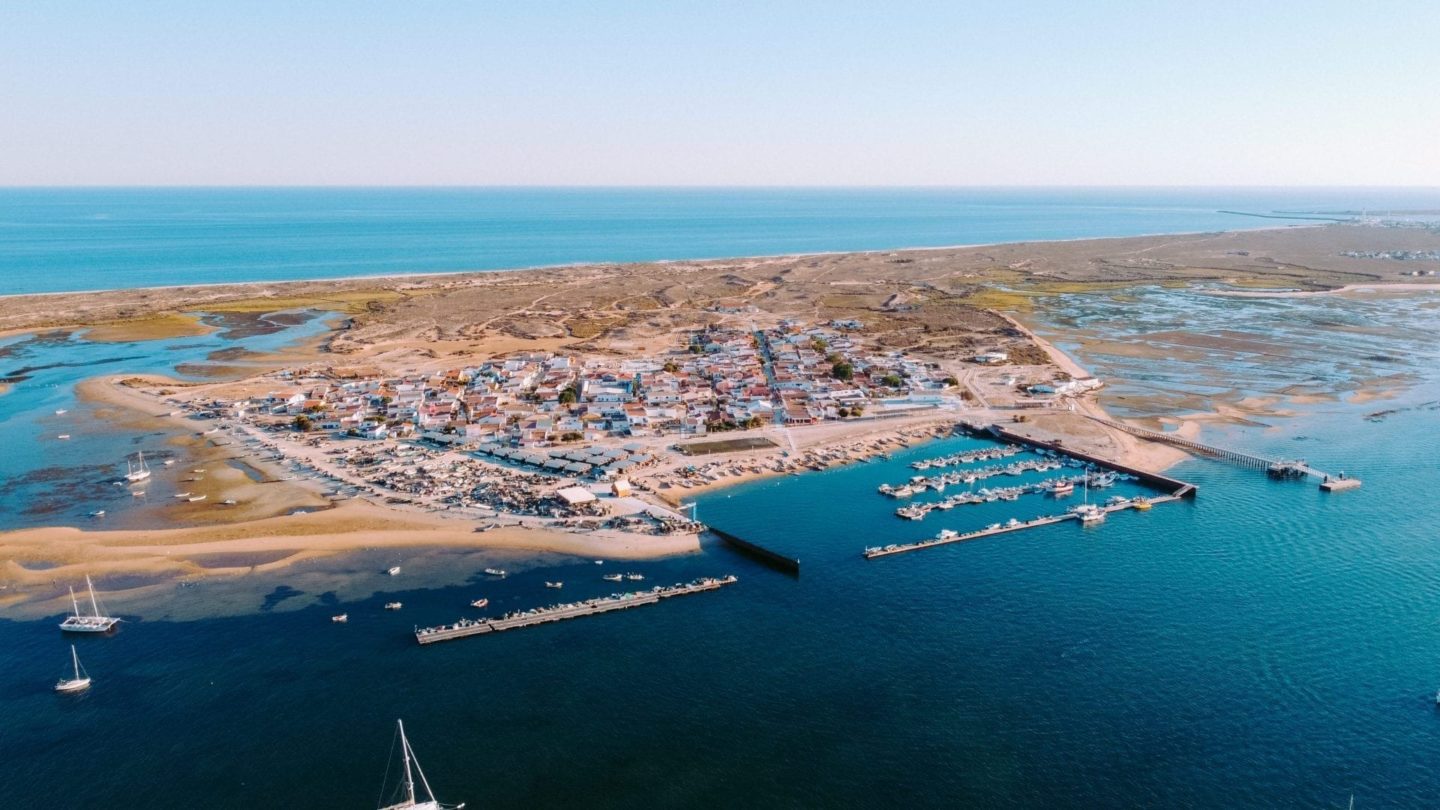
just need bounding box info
[125,451,151,483]
[59,575,120,633]
[55,645,92,693]
[376,719,465,810]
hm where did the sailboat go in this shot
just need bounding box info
[1071,468,1106,525]
[59,575,120,633]
[125,451,151,483]
[377,719,465,810]
[55,645,91,693]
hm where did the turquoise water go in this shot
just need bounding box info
[4,187,1440,295]
[0,312,333,529]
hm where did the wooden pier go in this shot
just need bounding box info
[414,576,738,645]
[863,496,1181,559]
[1079,415,1360,490]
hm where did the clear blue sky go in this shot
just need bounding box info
[2,1,1436,186]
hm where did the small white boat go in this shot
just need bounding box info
[187,494,207,502]
[602,573,623,582]
[594,560,604,565]
[376,719,465,810]
[331,614,348,623]
[132,491,145,497]
[173,492,192,499]
[221,498,237,505]
[163,459,176,466]
[385,602,403,611]
[624,573,645,581]
[469,598,489,609]
[545,581,563,589]
[88,510,106,518]
[483,568,506,577]
[54,409,67,415]
[57,434,71,440]
[55,645,92,693]
[191,468,206,474]
[388,566,402,576]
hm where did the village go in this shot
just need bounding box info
[158,318,1099,537]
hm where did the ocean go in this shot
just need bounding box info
[3,187,1440,295]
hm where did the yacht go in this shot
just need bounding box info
[936,529,959,541]
[469,598,489,609]
[376,719,465,810]
[55,645,92,693]
[59,576,119,633]
[124,451,151,483]
[1074,504,1106,525]
[544,581,563,589]
[385,602,403,611]
[387,566,402,576]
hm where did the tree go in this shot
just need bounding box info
[744,416,763,429]
[811,337,828,352]
[291,414,312,432]
[832,361,854,381]
[882,374,904,388]
[559,385,578,405]
[663,360,679,373]
[837,407,850,418]
[851,405,865,418]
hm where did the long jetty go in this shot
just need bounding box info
[971,422,1198,498]
[414,576,738,645]
[1076,414,1356,489]
[709,527,801,574]
[863,496,1182,559]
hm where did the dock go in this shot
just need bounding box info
[863,496,1181,559]
[414,576,738,645]
[975,423,1198,497]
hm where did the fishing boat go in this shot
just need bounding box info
[602,573,623,582]
[624,573,645,581]
[54,645,91,693]
[469,598,489,609]
[124,451,151,483]
[1132,497,1152,511]
[331,614,348,623]
[544,581,563,589]
[1050,480,1074,496]
[388,566,402,576]
[385,602,403,611]
[59,575,119,633]
[483,568,506,577]
[376,719,465,810]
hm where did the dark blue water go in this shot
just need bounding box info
[4,187,1440,295]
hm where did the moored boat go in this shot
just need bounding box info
[385,602,403,611]
[375,719,465,810]
[59,575,119,633]
[55,645,91,693]
[332,613,348,623]
[483,568,506,577]
[469,598,489,609]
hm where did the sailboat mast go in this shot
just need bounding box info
[71,645,80,679]
[86,575,100,617]
[398,720,416,805]
[70,586,80,616]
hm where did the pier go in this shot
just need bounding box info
[414,576,738,645]
[1077,415,1360,491]
[973,423,1198,497]
[863,496,1182,559]
[709,527,802,574]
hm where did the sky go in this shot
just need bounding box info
[2,1,1437,186]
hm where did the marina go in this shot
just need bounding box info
[414,576,738,644]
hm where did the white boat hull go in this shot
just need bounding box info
[55,677,91,693]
